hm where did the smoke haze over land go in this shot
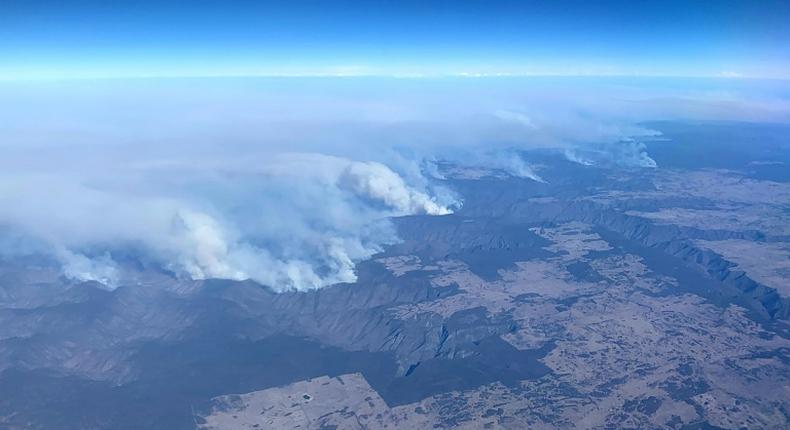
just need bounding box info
[1,77,789,290]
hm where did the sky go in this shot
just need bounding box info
[2,0,790,80]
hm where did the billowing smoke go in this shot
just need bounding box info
[563,139,658,168]
[339,161,452,215]
[0,152,449,292]
[0,153,453,291]
[0,77,787,291]
[58,248,119,286]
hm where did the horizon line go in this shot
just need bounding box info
[2,71,789,83]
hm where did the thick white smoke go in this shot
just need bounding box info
[339,161,453,215]
[0,152,452,291]
[158,155,454,290]
[58,248,120,287]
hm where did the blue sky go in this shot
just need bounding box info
[2,0,789,80]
